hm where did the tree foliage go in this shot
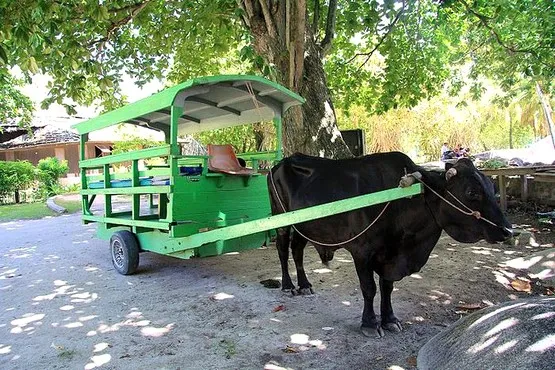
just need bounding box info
[111,133,163,154]
[0,73,34,126]
[1,0,241,113]
[194,122,276,153]
[0,0,552,155]
[0,160,36,198]
[337,80,547,162]
[111,133,165,168]
[448,0,553,95]
[326,0,553,114]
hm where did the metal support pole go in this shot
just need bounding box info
[274,116,283,160]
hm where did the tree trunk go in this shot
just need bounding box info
[240,1,352,159]
[536,82,555,149]
[282,38,352,158]
[509,113,513,149]
[253,123,266,151]
[506,110,513,149]
[533,113,538,140]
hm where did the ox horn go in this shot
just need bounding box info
[445,168,457,181]
[399,171,422,188]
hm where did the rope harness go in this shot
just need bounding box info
[269,170,390,247]
[269,168,506,247]
[411,175,501,228]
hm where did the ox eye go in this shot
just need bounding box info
[466,189,481,201]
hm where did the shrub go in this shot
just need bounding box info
[479,158,507,169]
[111,136,163,154]
[63,183,81,193]
[37,157,69,197]
[0,160,36,203]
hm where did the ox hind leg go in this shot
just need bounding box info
[379,277,403,332]
[290,230,312,295]
[276,226,295,292]
[352,252,384,338]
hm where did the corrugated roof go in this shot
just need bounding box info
[0,125,79,149]
[0,123,43,143]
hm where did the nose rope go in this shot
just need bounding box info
[412,176,501,228]
[268,170,390,247]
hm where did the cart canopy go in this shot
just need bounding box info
[72,75,305,135]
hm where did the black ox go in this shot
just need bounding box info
[268,152,512,338]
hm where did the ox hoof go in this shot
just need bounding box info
[296,287,314,295]
[382,321,403,332]
[282,288,296,296]
[361,325,385,338]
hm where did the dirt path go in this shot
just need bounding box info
[0,211,553,370]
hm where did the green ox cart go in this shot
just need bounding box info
[73,75,422,275]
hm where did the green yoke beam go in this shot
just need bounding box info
[173,184,422,250]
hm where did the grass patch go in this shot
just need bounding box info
[219,339,237,359]
[54,198,82,214]
[0,198,81,221]
[0,202,55,221]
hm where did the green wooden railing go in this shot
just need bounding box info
[80,144,173,230]
[79,145,171,169]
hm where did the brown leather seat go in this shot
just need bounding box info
[207,144,256,176]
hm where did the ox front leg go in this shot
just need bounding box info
[353,256,383,338]
[379,277,403,332]
[291,231,312,295]
[276,227,295,293]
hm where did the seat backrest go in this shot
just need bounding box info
[207,144,243,173]
[207,144,258,176]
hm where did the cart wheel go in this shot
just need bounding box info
[110,231,139,275]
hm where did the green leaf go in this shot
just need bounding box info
[0,44,7,64]
[99,6,109,20]
[28,56,39,73]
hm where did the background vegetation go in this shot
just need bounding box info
[337,79,548,162]
[36,157,69,197]
[1,0,552,159]
[0,157,70,204]
[0,160,36,203]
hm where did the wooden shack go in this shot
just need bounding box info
[0,125,113,176]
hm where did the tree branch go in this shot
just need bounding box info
[258,0,278,38]
[237,1,251,28]
[287,0,306,90]
[320,0,337,55]
[312,0,320,36]
[453,38,488,63]
[88,1,150,47]
[111,1,149,14]
[458,0,537,54]
[345,2,405,68]
[241,0,255,18]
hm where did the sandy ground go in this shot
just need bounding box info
[0,201,553,370]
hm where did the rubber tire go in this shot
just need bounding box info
[110,231,140,275]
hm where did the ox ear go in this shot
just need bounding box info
[445,162,454,171]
